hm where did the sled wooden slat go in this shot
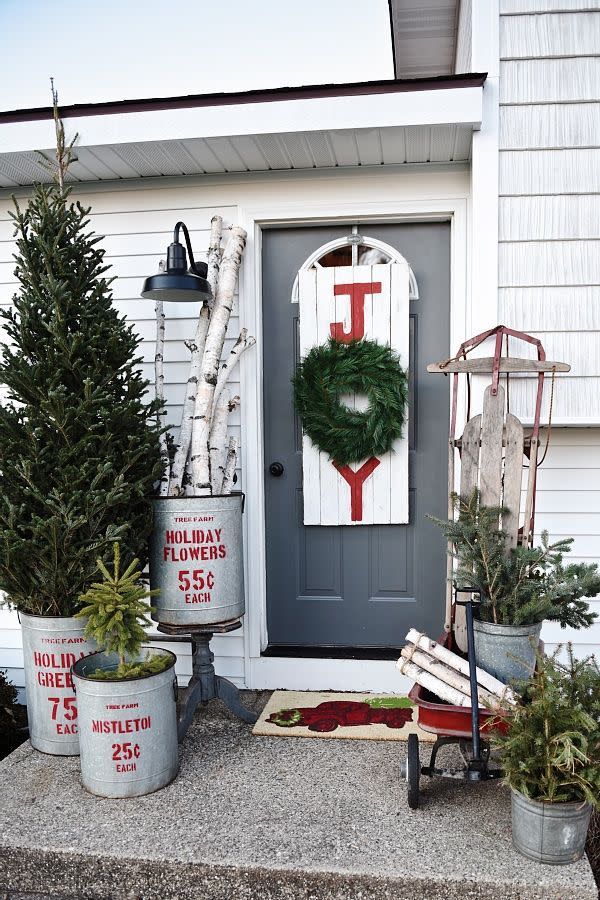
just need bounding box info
[479,386,504,508]
[427,358,570,374]
[503,414,525,549]
[459,415,481,498]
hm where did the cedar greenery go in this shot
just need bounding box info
[429,491,600,628]
[494,646,600,807]
[292,338,408,465]
[77,543,170,680]
[0,101,162,617]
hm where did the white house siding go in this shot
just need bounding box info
[0,165,471,693]
[499,1,600,658]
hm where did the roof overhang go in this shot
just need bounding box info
[0,76,485,187]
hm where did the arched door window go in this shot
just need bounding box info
[291,229,419,303]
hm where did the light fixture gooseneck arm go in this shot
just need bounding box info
[174,221,200,274]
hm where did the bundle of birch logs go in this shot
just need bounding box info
[397,629,518,710]
[155,216,255,498]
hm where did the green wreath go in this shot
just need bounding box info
[292,338,408,466]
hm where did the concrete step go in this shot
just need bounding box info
[0,692,596,900]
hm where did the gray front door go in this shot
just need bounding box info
[262,223,450,650]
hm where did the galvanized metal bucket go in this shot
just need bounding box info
[72,647,179,798]
[149,493,245,627]
[473,619,541,685]
[511,789,592,865]
[20,613,96,756]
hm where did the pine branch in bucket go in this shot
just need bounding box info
[155,216,255,498]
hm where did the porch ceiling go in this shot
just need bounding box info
[0,77,484,188]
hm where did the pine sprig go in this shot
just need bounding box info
[293,338,408,465]
[494,647,600,807]
[76,543,169,680]
[429,491,600,628]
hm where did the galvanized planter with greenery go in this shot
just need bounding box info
[73,546,178,798]
[494,647,600,864]
[431,492,600,684]
[0,99,161,755]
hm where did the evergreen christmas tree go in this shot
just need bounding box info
[0,94,161,617]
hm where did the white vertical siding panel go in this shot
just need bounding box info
[499,240,600,286]
[498,0,600,445]
[499,287,600,329]
[500,196,600,241]
[503,377,600,420]
[500,149,600,194]
[500,12,600,58]
[501,0,600,12]
[531,429,600,655]
[500,104,600,149]
[501,58,600,103]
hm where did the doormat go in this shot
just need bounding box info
[252,691,436,742]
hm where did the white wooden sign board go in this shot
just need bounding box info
[298,262,410,526]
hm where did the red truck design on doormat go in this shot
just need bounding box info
[268,698,414,733]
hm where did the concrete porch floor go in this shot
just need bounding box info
[0,691,596,900]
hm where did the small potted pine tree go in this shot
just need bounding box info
[494,646,600,864]
[72,543,178,798]
[431,492,599,683]
[0,93,161,754]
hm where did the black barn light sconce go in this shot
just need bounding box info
[141,220,212,303]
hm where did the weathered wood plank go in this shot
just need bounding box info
[427,358,570,374]
[480,386,505,508]
[503,413,525,549]
[459,415,482,498]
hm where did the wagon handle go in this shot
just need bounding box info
[454,586,484,776]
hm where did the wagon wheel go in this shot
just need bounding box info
[406,733,420,809]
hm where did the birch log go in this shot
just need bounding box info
[206,215,223,304]
[190,227,247,493]
[405,629,518,705]
[168,304,210,496]
[208,389,239,494]
[221,436,239,495]
[211,328,256,414]
[400,647,506,710]
[154,299,170,496]
[397,658,473,708]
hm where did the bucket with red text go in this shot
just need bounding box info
[20,613,96,756]
[149,493,245,627]
[72,647,179,798]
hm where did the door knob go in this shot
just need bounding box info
[269,461,285,477]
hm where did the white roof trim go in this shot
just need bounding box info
[1,87,482,156]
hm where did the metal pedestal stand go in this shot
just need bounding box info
[157,618,258,741]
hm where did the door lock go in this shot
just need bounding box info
[269,461,285,477]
